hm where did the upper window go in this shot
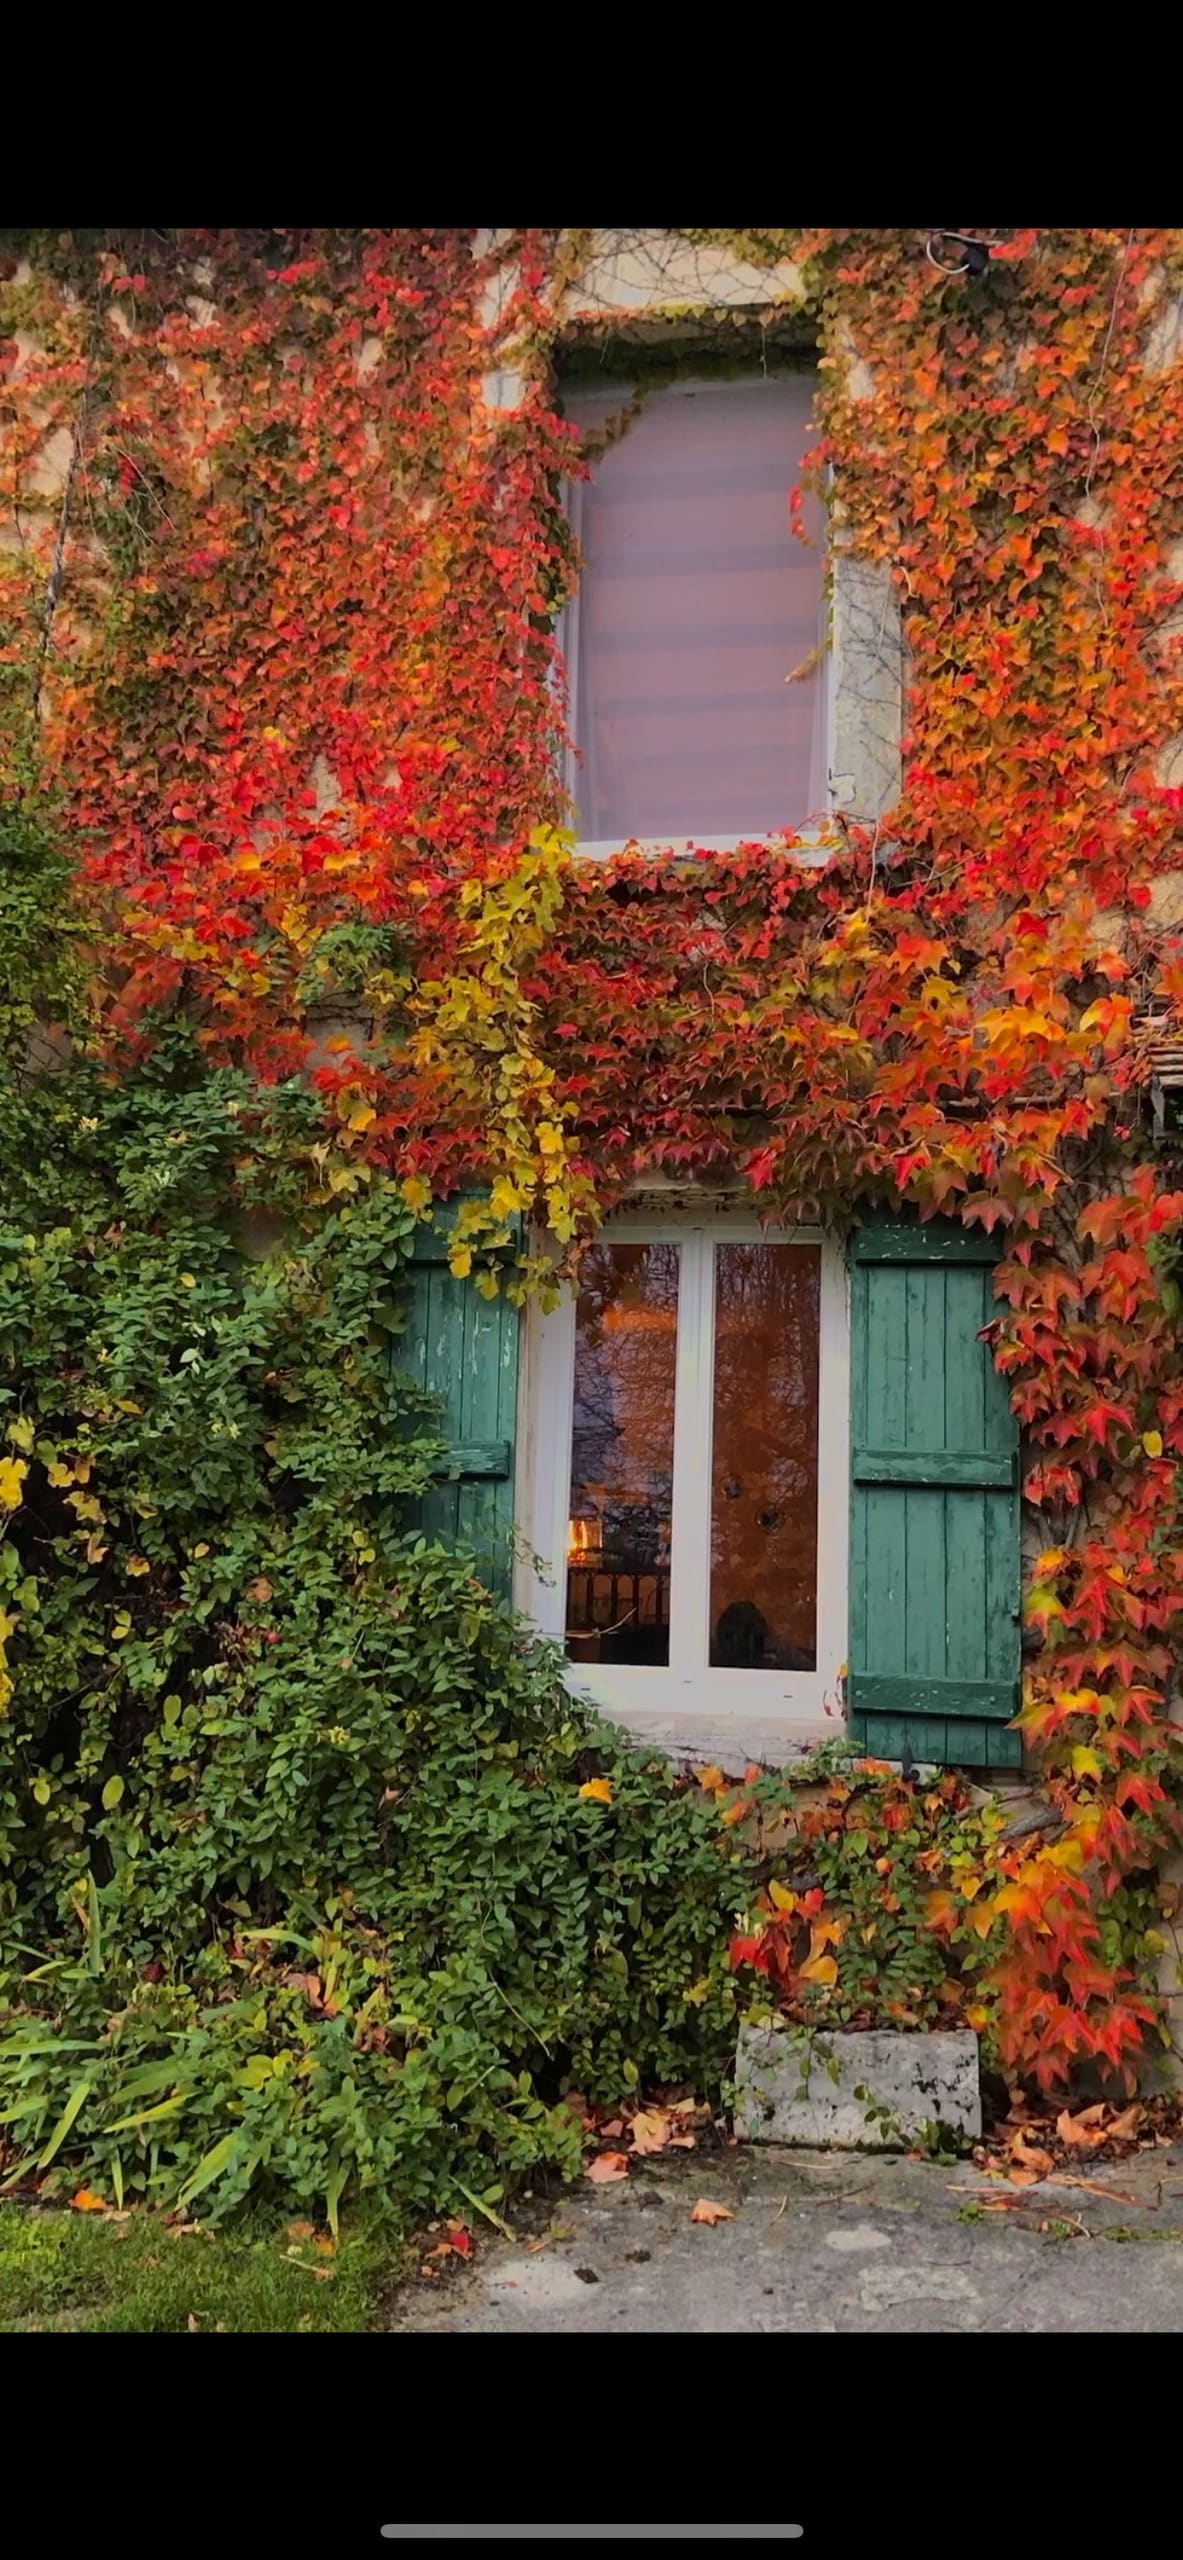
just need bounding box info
[561,373,827,853]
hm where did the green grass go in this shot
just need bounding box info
[0,2202,398,2332]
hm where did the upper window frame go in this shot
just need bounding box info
[555,368,836,865]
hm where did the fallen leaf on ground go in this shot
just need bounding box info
[1055,2103,1109,2150]
[70,2188,106,2213]
[1008,2132,1055,2175]
[578,1777,613,1804]
[584,2151,630,2184]
[669,2134,697,2149]
[690,2198,735,2225]
[445,2223,474,2259]
[286,2218,316,2242]
[1105,2104,1143,2143]
[628,2109,672,2155]
[600,2118,624,2139]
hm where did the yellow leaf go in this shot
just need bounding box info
[401,1176,432,1214]
[799,1951,838,1987]
[489,1177,525,1221]
[0,1456,28,1511]
[126,1556,151,1578]
[1142,1430,1164,1458]
[1070,1744,1103,1780]
[6,1415,35,1453]
[347,1104,376,1133]
[696,1765,726,1792]
[767,1881,797,1914]
[192,1542,210,1559]
[448,1246,473,1279]
[578,1777,613,1805]
[47,1460,76,1487]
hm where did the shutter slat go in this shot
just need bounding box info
[852,1219,1000,1264]
[853,1448,1016,1487]
[429,1439,512,1482]
[850,1675,1016,1721]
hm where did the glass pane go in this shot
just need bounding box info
[566,1242,679,1667]
[564,375,825,843]
[710,1244,820,1672]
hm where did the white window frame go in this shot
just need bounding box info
[514,1204,850,1766]
[557,371,836,866]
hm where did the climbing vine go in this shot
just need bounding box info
[4,227,1183,2098]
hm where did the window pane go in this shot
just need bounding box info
[710,1244,820,1672]
[566,1242,678,1667]
[565,375,824,843]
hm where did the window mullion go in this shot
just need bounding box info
[667,1232,713,1685]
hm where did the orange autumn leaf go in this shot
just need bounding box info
[584,2150,630,2184]
[1054,2103,1108,2150]
[1008,2131,1054,2176]
[689,2198,735,2225]
[577,1778,613,1805]
[70,2188,107,2213]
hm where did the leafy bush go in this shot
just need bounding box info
[0,1030,743,2227]
[727,1754,1006,2041]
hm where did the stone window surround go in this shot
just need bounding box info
[477,227,907,850]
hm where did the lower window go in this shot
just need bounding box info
[517,1211,849,1741]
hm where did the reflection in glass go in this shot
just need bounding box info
[566,1242,679,1666]
[710,1244,820,1672]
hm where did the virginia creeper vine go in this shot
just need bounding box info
[4,225,1183,2089]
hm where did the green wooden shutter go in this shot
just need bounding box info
[848,1218,1022,1770]
[395,1207,520,1599]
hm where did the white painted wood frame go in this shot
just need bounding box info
[557,373,838,866]
[514,1207,850,1767]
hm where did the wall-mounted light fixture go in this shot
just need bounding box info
[926,231,992,278]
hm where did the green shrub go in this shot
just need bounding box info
[0,1029,743,2228]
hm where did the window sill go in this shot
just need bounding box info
[567,1686,842,1774]
[570,829,839,866]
